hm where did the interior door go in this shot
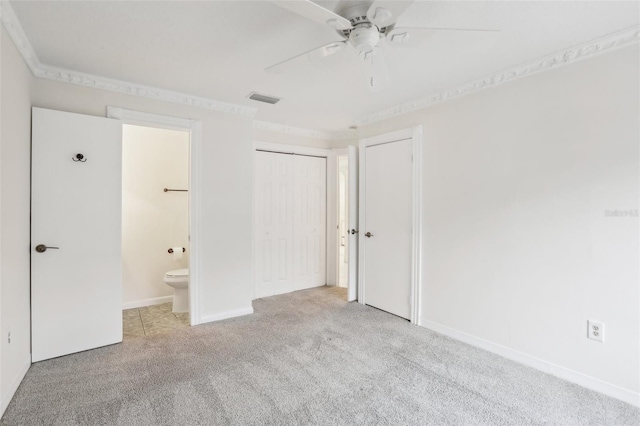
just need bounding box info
[347,145,358,302]
[31,107,123,362]
[362,139,413,319]
[254,151,294,298]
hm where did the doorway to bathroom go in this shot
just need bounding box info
[120,124,190,338]
[108,107,202,338]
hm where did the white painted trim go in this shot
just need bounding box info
[107,107,202,326]
[330,148,349,287]
[251,144,257,302]
[326,150,338,286]
[253,120,356,141]
[421,319,640,408]
[189,121,203,326]
[358,126,422,324]
[346,145,358,301]
[108,107,197,131]
[0,355,30,417]
[357,145,366,306]
[356,25,640,126]
[410,126,423,325]
[200,307,254,324]
[36,66,256,117]
[122,295,173,310]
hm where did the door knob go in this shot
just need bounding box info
[35,244,59,253]
[365,232,373,238]
[350,229,358,234]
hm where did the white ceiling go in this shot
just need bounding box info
[10,1,640,132]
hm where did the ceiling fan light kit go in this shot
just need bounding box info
[349,24,382,53]
[266,0,500,91]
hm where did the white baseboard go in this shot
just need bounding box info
[0,355,31,417]
[122,295,173,310]
[421,319,640,408]
[200,307,254,324]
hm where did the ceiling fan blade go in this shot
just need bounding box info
[269,0,352,30]
[366,1,414,28]
[361,48,390,92]
[386,27,501,53]
[265,41,347,74]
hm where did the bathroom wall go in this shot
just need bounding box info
[122,124,190,307]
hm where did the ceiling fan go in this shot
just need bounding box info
[266,0,499,91]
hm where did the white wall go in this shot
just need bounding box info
[360,45,639,402]
[122,124,189,306]
[30,76,255,323]
[0,27,32,415]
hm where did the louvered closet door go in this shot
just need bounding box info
[293,155,326,291]
[254,152,294,298]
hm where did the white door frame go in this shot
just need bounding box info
[358,126,423,325]
[252,141,330,299]
[331,148,348,287]
[107,107,203,326]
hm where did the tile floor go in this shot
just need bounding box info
[123,302,189,339]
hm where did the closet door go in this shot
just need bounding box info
[254,152,294,298]
[293,155,326,290]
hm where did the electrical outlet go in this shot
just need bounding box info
[587,320,604,342]
[7,332,10,344]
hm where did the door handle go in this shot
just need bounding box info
[350,229,358,234]
[35,244,59,253]
[365,232,373,238]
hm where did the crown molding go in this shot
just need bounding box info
[0,1,257,118]
[33,65,257,117]
[253,120,357,141]
[0,0,39,73]
[4,0,637,136]
[0,0,347,139]
[356,25,640,126]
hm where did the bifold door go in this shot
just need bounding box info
[31,107,123,362]
[254,151,326,298]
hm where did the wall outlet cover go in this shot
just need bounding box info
[587,320,605,342]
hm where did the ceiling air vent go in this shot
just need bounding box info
[248,92,281,105]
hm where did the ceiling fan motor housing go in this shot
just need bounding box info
[349,24,381,53]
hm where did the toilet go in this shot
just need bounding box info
[163,268,189,313]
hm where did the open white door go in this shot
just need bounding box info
[347,145,358,302]
[31,107,123,362]
[361,139,413,319]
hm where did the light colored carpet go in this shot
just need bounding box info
[2,286,638,425]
